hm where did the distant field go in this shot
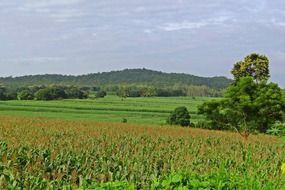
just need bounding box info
[0,96,213,125]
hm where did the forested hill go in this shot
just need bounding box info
[0,69,232,89]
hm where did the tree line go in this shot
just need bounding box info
[115,85,222,98]
[0,68,231,90]
[0,85,89,101]
[0,84,224,101]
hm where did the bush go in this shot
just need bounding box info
[35,87,66,100]
[0,86,16,100]
[65,87,87,99]
[95,90,107,98]
[121,118,128,123]
[167,106,190,127]
[17,89,34,100]
[266,121,285,136]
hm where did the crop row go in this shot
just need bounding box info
[0,116,284,189]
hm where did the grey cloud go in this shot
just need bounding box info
[0,0,284,86]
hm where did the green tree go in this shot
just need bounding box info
[65,86,87,99]
[34,86,66,100]
[0,86,7,100]
[231,53,270,83]
[199,54,285,137]
[95,90,107,98]
[167,106,191,127]
[0,86,16,100]
[17,89,34,100]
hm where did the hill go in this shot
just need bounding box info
[0,68,231,89]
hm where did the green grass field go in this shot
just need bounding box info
[0,96,212,125]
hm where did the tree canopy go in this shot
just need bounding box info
[231,53,270,83]
[199,53,285,137]
[167,106,191,127]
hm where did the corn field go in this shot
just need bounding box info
[0,116,285,189]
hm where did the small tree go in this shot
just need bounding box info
[65,87,86,99]
[167,106,191,127]
[95,90,107,98]
[34,86,66,100]
[17,89,34,100]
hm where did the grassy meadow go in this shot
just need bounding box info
[0,96,210,125]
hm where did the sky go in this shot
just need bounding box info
[0,0,285,86]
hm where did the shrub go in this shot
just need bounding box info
[95,90,107,98]
[121,118,128,123]
[17,89,34,100]
[35,87,66,100]
[167,106,190,127]
[65,87,87,99]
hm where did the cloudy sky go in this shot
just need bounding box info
[0,0,285,86]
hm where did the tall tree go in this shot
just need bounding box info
[231,53,270,83]
[199,53,285,137]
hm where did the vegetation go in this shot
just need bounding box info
[167,106,191,127]
[0,86,17,100]
[0,69,229,100]
[0,96,207,125]
[232,53,270,83]
[17,89,34,100]
[0,69,231,89]
[0,85,88,101]
[0,54,284,189]
[95,90,107,98]
[0,116,284,189]
[199,53,285,138]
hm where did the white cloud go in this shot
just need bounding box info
[159,16,233,32]
[17,0,86,22]
[244,0,267,13]
[271,19,285,27]
[160,21,207,31]
[49,9,85,22]
[143,29,153,34]
[4,57,65,64]
[23,0,83,8]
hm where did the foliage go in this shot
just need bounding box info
[95,90,107,98]
[0,86,16,100]
[79,181,135,190]
[266,122,285,136]
[117,86,189,98]
[199,77,285,135]
[30,85,88,100]
[167,106,191,127]
[17,89,34,100]
[121,118,128,123]
[34,86,67,100]
[282,164,285,175]
[151,169,282,190]
[198,100,230,131]
[0,86,9,100]
[199,54,285,136]
[0,69,231,90]
[231,53,270,83]
[65,86,87,99]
